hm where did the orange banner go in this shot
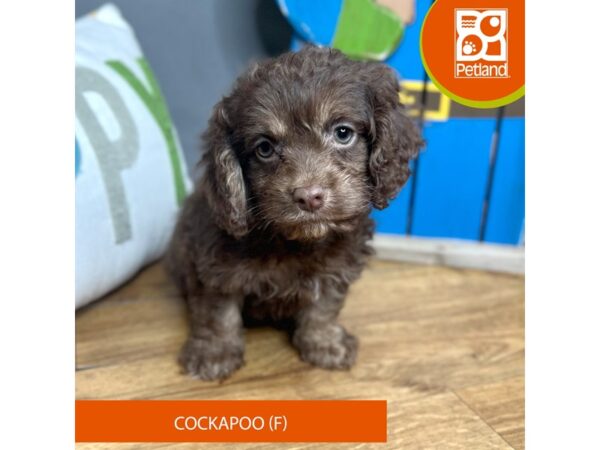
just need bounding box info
[75,400,387,443]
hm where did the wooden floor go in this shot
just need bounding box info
[76,259,524,450]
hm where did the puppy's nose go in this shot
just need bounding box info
[293,186,326,212]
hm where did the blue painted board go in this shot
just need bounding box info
[411,118,495,240]
[484,118,525,244]
[277,0,342,45]
[384,0,428,80]
[371,169,413,234]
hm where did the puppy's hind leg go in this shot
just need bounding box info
[180,289,245,381]
[292,283,358,370]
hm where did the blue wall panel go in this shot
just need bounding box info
[371,174,412,234]
[484,118,525,244]
[277,0,342,45]
[384,0,428,80]
[411,118,495,240]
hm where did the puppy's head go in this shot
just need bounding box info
[201,46,423,241]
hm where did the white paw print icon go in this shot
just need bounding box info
[458,34,482,59]
[462,40,476,55]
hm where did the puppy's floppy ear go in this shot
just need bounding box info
[365,64,423,210]
[200,101,248,238]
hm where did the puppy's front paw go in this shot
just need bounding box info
[293,324,358,370]
[179,337,244,381]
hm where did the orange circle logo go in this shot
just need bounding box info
[420,0,524,108]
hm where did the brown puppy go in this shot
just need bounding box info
[165,46,423,380]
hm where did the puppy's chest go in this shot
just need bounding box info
[240,252,357,320]
[210,241,366,304]
[238,253,332,300]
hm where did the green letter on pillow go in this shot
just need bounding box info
[107,58,187,206]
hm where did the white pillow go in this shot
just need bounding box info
[75,4,192,308]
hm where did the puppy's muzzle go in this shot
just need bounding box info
[293,185,328,212]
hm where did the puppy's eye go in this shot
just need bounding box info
[255,141,275,160]
[334,126,354,145]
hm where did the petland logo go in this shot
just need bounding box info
[455,9,508,78]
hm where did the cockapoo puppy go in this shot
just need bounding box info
[165,46,423,380]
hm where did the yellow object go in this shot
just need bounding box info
[399,79,451,121]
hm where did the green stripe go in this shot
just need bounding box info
[107,58,187,205]
[332,0,404,61]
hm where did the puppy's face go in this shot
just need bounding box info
[238,79,373,240]
[201,47,423,241]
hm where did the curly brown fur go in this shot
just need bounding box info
[165,46,423,380]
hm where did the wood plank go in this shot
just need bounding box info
[76,259,524,448]
[456,376,525,449]
[77,261,523,397]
